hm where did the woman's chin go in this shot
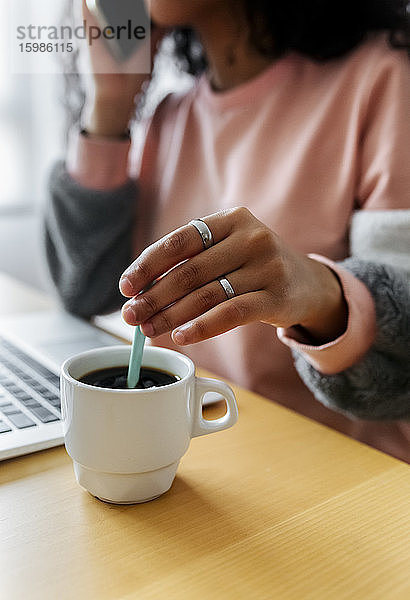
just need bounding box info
[148,0,203,28]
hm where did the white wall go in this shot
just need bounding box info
[0,70,64,292]
[0,211,51,292]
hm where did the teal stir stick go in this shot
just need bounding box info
[127,326,146,389]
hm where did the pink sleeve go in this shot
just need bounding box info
[66,129,132,191]
[356,45,410,211]
[277,254,376,375]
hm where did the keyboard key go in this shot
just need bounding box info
[42,391,58,400]
[1,404,20,415]
[10,389,30,399]
[38,387,51,395]
[19,398,42,407]
[13,392,32,400]
[28,406,59,423]
[47,396,61,407]
[0,420,12,433]
[7,412,36,429]
[28,382,43,389]
[21,400,42,409]
[2,382,19,392]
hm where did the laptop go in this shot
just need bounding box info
[0,310,127,461]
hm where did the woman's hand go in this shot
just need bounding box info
[81,0,165,136]
[120,208,348,345]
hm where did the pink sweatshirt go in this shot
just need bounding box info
[69,35,410,461]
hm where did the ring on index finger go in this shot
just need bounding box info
[189,219,214,250]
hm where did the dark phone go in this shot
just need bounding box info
[86,0,152,62]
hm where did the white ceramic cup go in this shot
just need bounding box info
[61,345,238,504]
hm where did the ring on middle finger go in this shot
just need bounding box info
[219,277,236,300]
[189,219,214,250]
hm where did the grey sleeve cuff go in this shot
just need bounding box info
[293,258,410,420]
[44,160,139,318]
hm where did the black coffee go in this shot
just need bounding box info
[80,366,179,390]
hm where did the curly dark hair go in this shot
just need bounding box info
[172,0,409,75]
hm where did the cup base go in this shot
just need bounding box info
[94,493,162,505]
[73,460,180,504]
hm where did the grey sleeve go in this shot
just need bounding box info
[292,210,410,421]
[44,160,139,318]
[293,258,410,420]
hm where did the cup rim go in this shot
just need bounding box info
[61,345,195,394]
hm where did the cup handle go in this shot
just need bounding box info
[191,377,238,438]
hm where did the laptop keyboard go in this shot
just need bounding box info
[0,337,61,433]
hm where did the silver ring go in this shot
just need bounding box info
[219,278,235,299]
[189,219,214,250]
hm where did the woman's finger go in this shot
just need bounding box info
[119,209,241,297]
[122,233,248,325]
[139,280,227,337]
[138,266,263,337]
[170,291,272,345]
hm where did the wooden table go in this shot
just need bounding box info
[1,273,409,600]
